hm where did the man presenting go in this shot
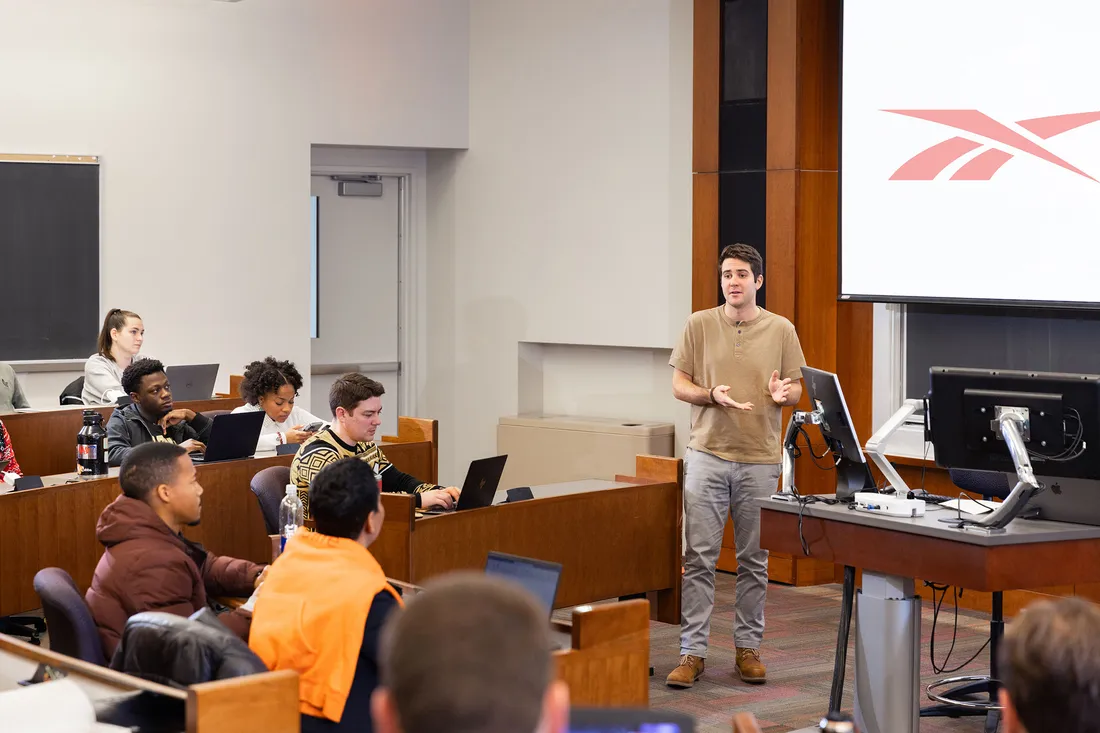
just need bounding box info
[666,243,806,688]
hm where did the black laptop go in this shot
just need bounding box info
[568,708,695,733]
[422,455,508,514]
[190,411,264,463]
[485,551,562,616]
[166,364,219,402]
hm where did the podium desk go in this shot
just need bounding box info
[758,497,1100,733]
[372,455,683,623]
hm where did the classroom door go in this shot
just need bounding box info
[309,174,401,439]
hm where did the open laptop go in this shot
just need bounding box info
[190,411,264,464]
[421,455,508,514]
[568,709,695,733]
[166,364,219,402]
[485,551,562,616]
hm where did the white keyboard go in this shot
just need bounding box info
[852,492,926,517]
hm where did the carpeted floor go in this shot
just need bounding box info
[648,571,996,733]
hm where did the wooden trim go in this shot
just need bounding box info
[0,153,98,164]
[764,170,797,320]
[186,671,299,733]
[691,174,720,312]
[766,0,798,171]
[692,0,721,173]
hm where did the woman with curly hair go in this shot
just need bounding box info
[231,357,326,452]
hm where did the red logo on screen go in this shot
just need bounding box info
[884,110,1100,182]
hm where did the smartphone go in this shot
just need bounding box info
[302,421,326,433]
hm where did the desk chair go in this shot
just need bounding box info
[33,567,106,665]
[250,466,291,535]
[921,468,1010,733]
[59,376,85,406]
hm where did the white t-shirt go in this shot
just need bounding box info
[231,402,327,452]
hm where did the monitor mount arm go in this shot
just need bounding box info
[779,407,824,497]
[962,407,1041,532]
[864,399,922,495]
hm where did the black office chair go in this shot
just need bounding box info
[921,467,1011,733]
[59,376,85,406]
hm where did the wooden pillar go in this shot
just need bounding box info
[692,0,875,585]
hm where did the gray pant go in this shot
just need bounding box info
[680,447,780,656]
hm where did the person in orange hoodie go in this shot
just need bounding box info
[249,457,401,733]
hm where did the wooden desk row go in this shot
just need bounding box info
[1,397,246,478]
[0,597,650,732]
[0,418,436,618]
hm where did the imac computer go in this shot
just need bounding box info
[926,367,1100,530]
[779,366,875,501]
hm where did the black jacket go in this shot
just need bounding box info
[106,403,213,467]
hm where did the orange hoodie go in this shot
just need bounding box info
[249,528,401,722]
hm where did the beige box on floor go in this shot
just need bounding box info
[496,414,675,489]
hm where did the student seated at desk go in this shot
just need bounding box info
[232,356,325,452]
[0,362,30,412]
[371,573,570,733]
[250,458,402,733]
[106,359,212,467]
[290,373,457,513]
[0,418,22,487]
[83,308,153,405]
[86,442,266,659]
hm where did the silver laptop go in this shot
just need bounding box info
[166,364,219,402]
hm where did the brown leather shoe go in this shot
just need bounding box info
[736,648,767,684]
[666,654,705,688]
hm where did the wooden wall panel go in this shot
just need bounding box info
[764,171,797,321]
[796,0,841,171]
[692,174,720,313]
[693,0,721,173]
[765,0,797,171]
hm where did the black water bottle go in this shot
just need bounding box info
[77,410,108,477]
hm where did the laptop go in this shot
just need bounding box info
[190,411,264,464]
[485,551,562,616]
[568,708,695,733]
[421,455,508,514]
[166,364,219,402]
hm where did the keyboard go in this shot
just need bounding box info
[912,493,954,504]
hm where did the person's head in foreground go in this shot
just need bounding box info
[1000,596,1100,733]
[310,457,384,546]
[119,441,202,531]
[372,573,569,733]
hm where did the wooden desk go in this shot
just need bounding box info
[0,418,436,617]
[371,455,683,623]
[555,599,651,706]
[0,633,297,733]
[759,498,1100,733]
[2,397,245,478]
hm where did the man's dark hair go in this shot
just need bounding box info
[121,358,166,396]
[328,373,385,417]
[380,573,553,733]
[238,357,304,405]
[309,458,380,540]
[719,243,764,280]
[119,442,188,502]
[1001,596,1100,733]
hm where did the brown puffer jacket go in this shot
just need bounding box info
[85,495,263,659]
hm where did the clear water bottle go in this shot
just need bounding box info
[279,484,304,551]
[76,410,108,477]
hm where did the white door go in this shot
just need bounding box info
[309,174,401,439]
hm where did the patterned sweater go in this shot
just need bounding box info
[289,427,438,515]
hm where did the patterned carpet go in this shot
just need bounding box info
[648,572,996,733]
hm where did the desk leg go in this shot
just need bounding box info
[854,572,921,733]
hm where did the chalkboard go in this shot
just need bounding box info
[0,161,99,360]
[906,304,1100,399]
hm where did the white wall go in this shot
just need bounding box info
[1,0,468,407]
[424,0,693,478]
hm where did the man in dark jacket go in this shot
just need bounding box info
[86,441,265,659]
[106,358,212,466]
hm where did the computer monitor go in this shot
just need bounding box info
[928,367,1100,479]
[800,366,875,500]
[927,367,1100,529]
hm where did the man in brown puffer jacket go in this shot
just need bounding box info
[86,441,266,659]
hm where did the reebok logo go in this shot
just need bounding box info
[884,109,1100,182]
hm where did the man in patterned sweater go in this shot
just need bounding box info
[290,373,458,516]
